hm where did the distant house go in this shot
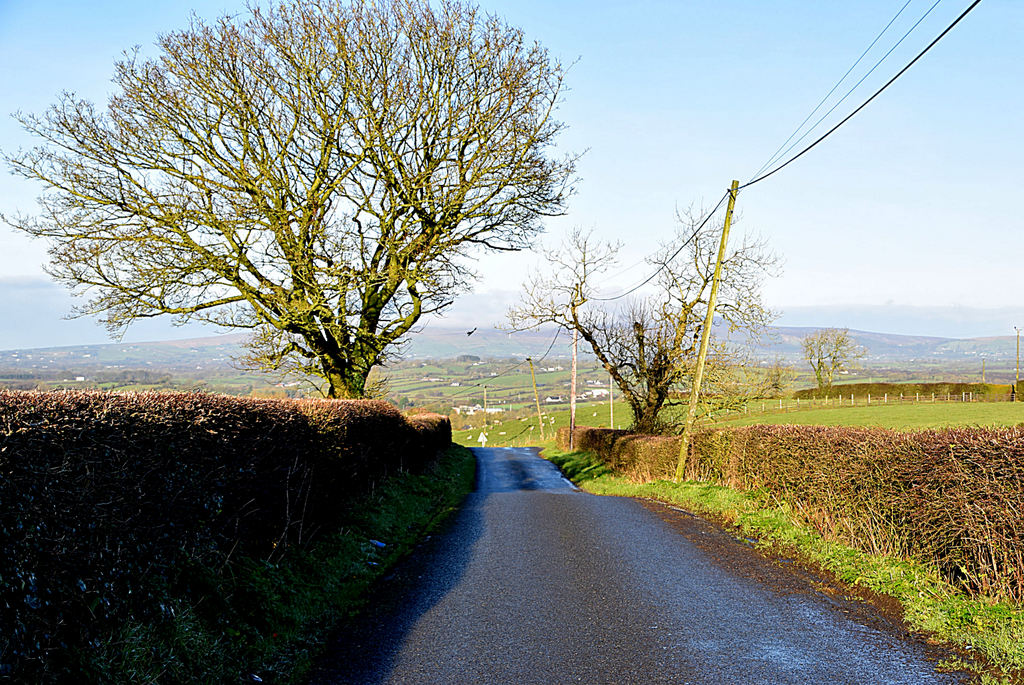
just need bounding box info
[544,396,564,403]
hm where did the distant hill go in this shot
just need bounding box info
[0,333,250,372]
[762,327,1016,361]
[0,325,1017,372]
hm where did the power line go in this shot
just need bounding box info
[589,190,730,302]
[750,0,943,183]
[749,0,915,181]
[443,327,562,401]
[740,0,983,191]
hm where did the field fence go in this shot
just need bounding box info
[710,391,1019,422]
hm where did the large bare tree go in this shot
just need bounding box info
[801,328,866,394]
[510,215,778,434]
[3,0,576,398]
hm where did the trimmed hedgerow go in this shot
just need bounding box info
[0,390,450,681]
[558,422,1024,603]
[792,381,1010,400]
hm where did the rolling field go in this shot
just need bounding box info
[456,399,1024,448]
[712,401,1024,430]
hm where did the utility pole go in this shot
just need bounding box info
[527,357,545,440]
[1016,327,1021,401]
[982,358,986,383]
[674,180,739,483]
[609,374,614,429]
[483,385,488,425]
[569,327,577,450]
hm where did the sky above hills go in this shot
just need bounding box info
[0,1,1020,349]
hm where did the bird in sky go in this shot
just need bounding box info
[466,327,477,336]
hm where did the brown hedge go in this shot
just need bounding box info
[0,390,450,680]
[560,423,1024,602]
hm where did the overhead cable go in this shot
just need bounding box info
[443,326,562,401]
[740,0,983,191]
[589,190,730,302]
[749,0,915,181]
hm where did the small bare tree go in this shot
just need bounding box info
[510,212,778,434]
[3,0,576,398]
[763,357,796,398]
[801,328,866,394]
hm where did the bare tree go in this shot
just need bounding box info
[801,328,866,394]
[763,356,796,398]
[510,213,778,434]
[3,0,576,398]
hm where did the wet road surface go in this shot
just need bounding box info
[310,447,958,684]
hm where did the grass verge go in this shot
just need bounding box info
[546,448,1024,684]
[86,444,476,684]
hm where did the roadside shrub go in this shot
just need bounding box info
[407,413,453,455]
[564,422,1024,602]
[558,426,678,482]
[0,390,450,681]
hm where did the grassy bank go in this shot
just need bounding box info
[90,444,476,683]
[546,448,1024,683]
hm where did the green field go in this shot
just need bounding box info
[455,399,1024,448]
[712,401,1024,431]
[453,400,631,448]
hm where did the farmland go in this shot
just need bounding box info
[711,400,1024,430]
[2,327,1024,442]
[456,392,1024,448]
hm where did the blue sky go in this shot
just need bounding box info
[0,0,1021,346]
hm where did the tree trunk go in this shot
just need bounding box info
[629,397,666,435]
[324,366,367,399]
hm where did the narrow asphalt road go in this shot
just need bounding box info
[310,447,959,684]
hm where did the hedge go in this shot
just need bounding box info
[558,423,1024,602]
[0,390,450,681]
[792,381,1010,400]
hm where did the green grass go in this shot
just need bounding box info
[86,445,477,684]
[713,401,1024,430]
[456,398,1024,450]
[546,448,1024,681]
[453,400,631,449]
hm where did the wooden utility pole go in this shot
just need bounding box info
[674,180,740,483]
[527,357,545,440]
[609,374,614,429]
[1017,327,1021,401]
[569,327,578,449]
[483,385,488,424]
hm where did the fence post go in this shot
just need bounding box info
[868,394,871,405]
[884,393,887,404]
[916,392,919,402]
[932,392,935,402]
